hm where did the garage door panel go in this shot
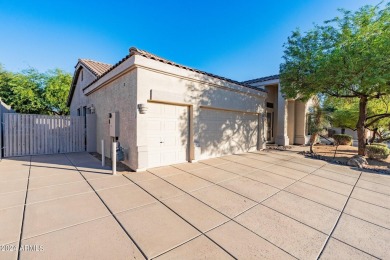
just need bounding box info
[198,108,258,160]
[147,103,188,168]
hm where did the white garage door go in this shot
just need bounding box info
[147,103,188,168]
[198,108,258,160]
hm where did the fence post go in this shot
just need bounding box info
[0,112,2,160]
[112,142,117,175]
[101,139,105,167]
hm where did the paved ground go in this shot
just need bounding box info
[0,151,389,260]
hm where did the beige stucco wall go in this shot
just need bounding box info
[86,70,138,169]
[134,55,267,169]
[70,67,96,116]
[70,60,138,169]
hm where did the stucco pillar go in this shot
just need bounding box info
[294,101,307,145]
[276,84,290,146]
[287,100,295,145]
[257,113,266,150]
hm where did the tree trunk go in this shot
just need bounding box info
[356,96,368,156]
[309,133,318,153]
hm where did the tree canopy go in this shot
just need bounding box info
[0,65,71,115]
[280,2,390,155]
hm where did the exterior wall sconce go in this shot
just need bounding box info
[138,103,148,114]
[90,104,96,114]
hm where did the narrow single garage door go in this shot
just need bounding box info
[147,103,189,168]
[198,108,258,160]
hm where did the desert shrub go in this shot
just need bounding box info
[333,134,353,145]
[371,142,388,147]
[366,145,390,160]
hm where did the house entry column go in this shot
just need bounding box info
[275,83,290,146]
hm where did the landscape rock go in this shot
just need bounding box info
[347,155,368,169]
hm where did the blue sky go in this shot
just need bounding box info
[0,0,380,81]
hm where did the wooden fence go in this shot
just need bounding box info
[2,113,85,157]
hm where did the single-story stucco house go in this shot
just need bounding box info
[329,127,373,141]
[67,47,312,171]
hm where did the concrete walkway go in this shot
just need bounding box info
[0,151,389,259]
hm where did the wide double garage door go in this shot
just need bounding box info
[198,107,259,160]
[147,103,259,167]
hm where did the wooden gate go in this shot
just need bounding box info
[2,113,85,157]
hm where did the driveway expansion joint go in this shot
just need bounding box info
[16,156,31,260]
[121,173,237,260]
[63,154,148,260]
[316,171,363,259]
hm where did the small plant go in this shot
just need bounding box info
[333,134,353,145]
[371,142,388,148]
[366,145,390,160]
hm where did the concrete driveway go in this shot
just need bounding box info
[0,151,389,259]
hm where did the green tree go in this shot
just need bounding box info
[324,97,358,130]
[326,95,390,142]
[280,3,390,155]
[6,68,46,114]
[0,65,71,115]
[44,69,71,115]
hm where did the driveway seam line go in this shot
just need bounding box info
[17,214,112,242]
[152,166,301,259]
[300,171,355,186]
[217,156,310,181]
[301,175,390,197]
[149,234,207,259]
[16,155,32,260]
[63,154,148,260]
[341,212,390,231]
[27,174,115,192]
[318,166,366,178]
[191,160,344,214]
[299,180,352,196]
[316,171,363,259]
[221,153,294,164]
[330,237,381,259]
[358,177,390,188]
[268,189,344,212]
[312,169,358,179]
[348,196,390,210]
[225,163,328,257]
[148,170,343,215]
[121,174,238,260]
[352,186,390,196]
[258,204,331,235]
[309,173,358,186]
[135,154,323,259]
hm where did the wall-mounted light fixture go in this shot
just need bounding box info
[138,103,148,114]
[90,104,96,114]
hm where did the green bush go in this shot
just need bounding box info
[366,145,390,160]
[333,134,353,145]
[371,142,388,148]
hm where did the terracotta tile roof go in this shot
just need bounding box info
[242,74,280,85]
[130,47,266,92]
[82,47,267,93]
[78,59,113,76]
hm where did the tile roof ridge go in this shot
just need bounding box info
[128,47,267,92]
[78,58,112,66]
[242,74,280,84]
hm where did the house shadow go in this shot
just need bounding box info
[176,73,265,160]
